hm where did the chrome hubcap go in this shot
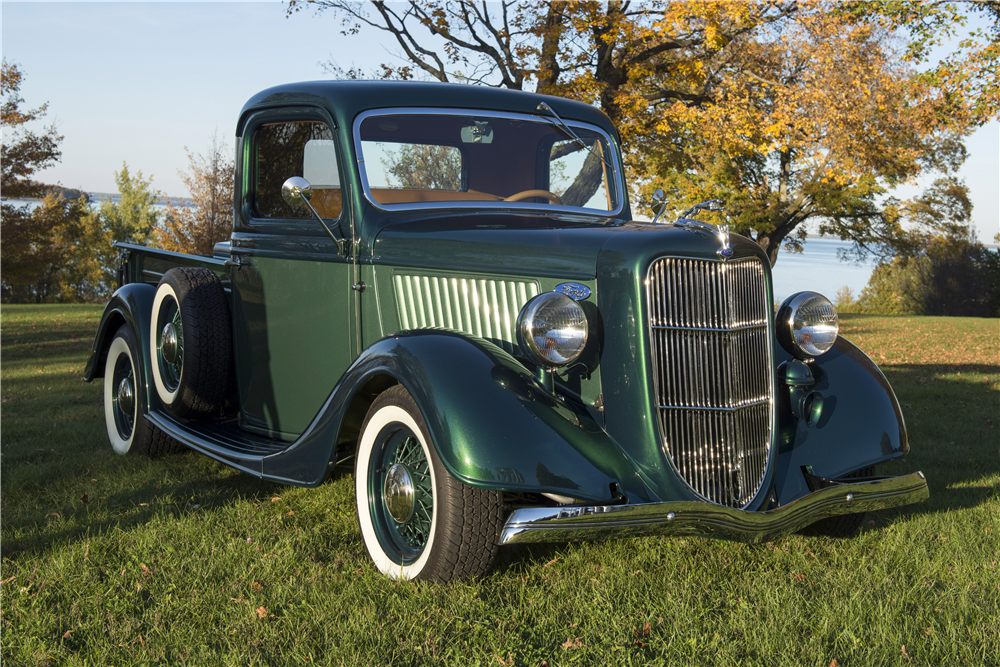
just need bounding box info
[117,376,135,417]
[160,322,178,363]
[384,463,415,523]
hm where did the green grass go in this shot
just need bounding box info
[2,305,998,666]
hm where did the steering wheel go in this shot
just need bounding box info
[504,189,563,205]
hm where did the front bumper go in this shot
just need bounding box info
[499,472,929,545]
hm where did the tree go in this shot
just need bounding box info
[287,1,991,265]
[646,10,973,264]
[856,177,1000,317]
[1,59,62,199]
[1,194,90,303]
[2,61,167,302]
[89,164,161,246]
[858,240,1000,317]
[841,0,1000,127]
[72,164,162,298]
[1,60,86,303]
[288,1,798,128]
[157,136,235,256]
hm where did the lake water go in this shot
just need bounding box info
[771,236,877,303]
[6,198,876,301]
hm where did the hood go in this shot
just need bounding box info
[372,212,762,280]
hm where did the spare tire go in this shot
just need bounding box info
[150,267,232,419]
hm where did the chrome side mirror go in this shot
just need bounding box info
[280,176,349,257]
[281,176,313,208]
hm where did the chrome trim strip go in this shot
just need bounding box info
[651,322,768,333]
[351,107,626,218]
[499,472,929,545]
[658,398,770,411]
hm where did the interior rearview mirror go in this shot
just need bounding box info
[461,121,493,144]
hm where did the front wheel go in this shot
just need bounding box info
[354,385,504,581]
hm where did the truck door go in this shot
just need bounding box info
[229,112,354,441]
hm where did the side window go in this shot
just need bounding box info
[253,120,340,219]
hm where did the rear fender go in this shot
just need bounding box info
[772,336,908,506]
[83,284,156,403]
[263,330,652,502]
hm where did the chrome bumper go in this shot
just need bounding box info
[498,472,929,545]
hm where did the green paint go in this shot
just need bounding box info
[230,249,353,440]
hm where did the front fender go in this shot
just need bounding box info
[772,335,908,506]
[83,283,157,391]
[263,330,652,502]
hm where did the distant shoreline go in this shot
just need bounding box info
[86,192,195,207]
[8,193,195,207]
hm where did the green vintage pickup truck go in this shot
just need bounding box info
[84,81,928,581]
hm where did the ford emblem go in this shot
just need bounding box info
[555,282,591,300]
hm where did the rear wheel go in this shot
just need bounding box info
[103,324,182,457]
[354,385,504,581]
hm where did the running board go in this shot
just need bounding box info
[146,410,289,477]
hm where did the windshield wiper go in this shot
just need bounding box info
[535,102,614,172]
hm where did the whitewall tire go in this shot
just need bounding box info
[103,324,182,457]
[354,385,505,582]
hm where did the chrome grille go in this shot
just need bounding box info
[647,257,774,508]
[394,273,539,354]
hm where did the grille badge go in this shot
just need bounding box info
[554,282,591,301]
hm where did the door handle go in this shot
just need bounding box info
[225,247,252,268]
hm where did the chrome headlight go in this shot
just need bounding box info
[776,292,839,359]
[517,292,588,367]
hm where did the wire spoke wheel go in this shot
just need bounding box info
[156,299,183,393]
[150,267,232,419]
[369,428,434,563]
[355,385,505,581]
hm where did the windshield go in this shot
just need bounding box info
[355,111,621,214]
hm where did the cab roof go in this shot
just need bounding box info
[237,80,619,139]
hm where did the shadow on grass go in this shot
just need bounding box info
[866,362,998,520]
[1,446,367,563]
[882,362,1000,377]
[0,448,283,557]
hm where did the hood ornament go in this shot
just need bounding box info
[650,191,732,260]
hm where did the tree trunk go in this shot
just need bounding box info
[535,3,566,96]
[754,231,782,267]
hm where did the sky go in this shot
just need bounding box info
[3,1,998,243]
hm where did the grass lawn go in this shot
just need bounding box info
[2,305,998,666]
